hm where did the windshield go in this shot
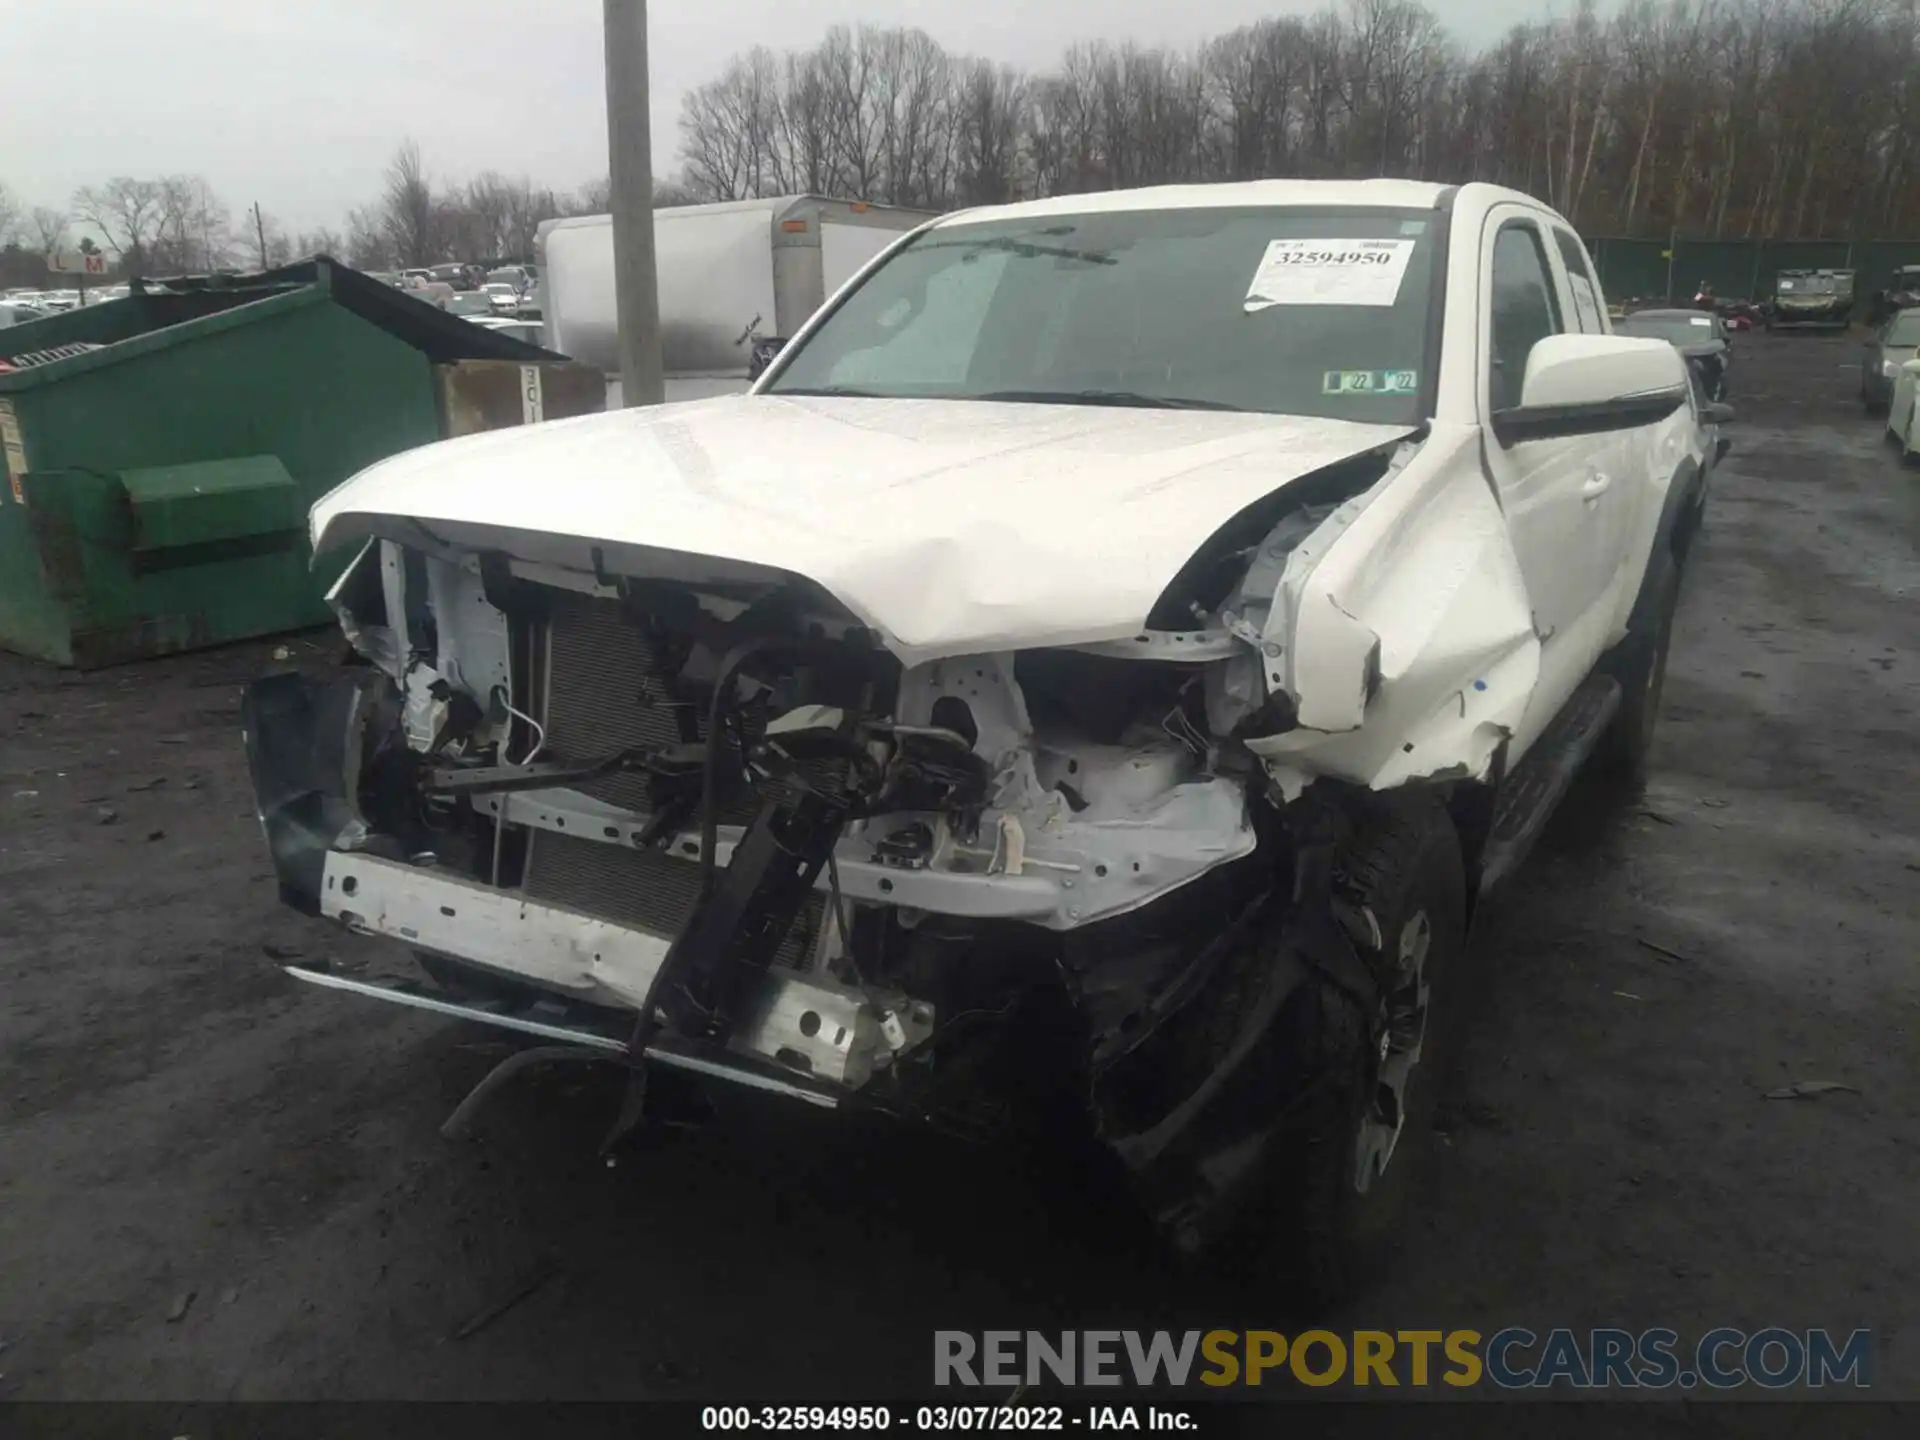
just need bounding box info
[1886,314,1920,345]
[1617,313,1719,345]
[767,206,1439,422]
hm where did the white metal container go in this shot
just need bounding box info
[537,196,937,404]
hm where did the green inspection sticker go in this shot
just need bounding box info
[1323,369,1418,395]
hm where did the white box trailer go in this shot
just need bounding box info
[537,196,937,404]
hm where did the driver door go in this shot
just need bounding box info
[1478,211,1630,751]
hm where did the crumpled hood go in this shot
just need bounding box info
[312,394,1413,663]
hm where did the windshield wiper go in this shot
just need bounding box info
[915,234,1117,266]
[770,385,889,398]
[969,389,1248,412]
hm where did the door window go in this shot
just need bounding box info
[1489,224,1565,412]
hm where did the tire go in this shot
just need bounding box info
[1245,803,1467,1309]
[1593,558,1680,793]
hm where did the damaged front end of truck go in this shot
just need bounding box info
[242,400,1542,1270]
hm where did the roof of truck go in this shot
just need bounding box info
[936,179,1459,228]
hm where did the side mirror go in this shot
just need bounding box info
[1700,401,1735,425]
[1492,333,1689,446]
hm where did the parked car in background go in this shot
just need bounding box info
[1884,356,1920,460]
[1615,308,1733,400]
[429,262,472,291]
[1868,265,1920,327]
[486,265,531,292]
[1859,308,1920,413]
[481,281,521,313]
[250,179,1721,1304]
[0,300,50,328]
[467,315,544,345]
[1768,269,1855,330]
[443,292,496,318]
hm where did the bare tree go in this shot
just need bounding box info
[29,207,69,257]
[652,177,703,208]
[291,226,345,260]
[570,176,613,214]
[152,175,233,271]
[0,183,20,247]
[954,61,1026,204]
[71,177,169,269]
[381,140,441,266]
[344,205,392,270]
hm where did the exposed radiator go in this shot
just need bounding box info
[536,587,689,815]
[520,588,823,967]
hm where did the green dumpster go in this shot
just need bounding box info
[0,257,596,667]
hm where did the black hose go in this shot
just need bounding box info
[698,636,787,897]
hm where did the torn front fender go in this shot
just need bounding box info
[240,669,393,913]
[1252,428,1540,796]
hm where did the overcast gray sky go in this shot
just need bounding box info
[4,0,1570,235]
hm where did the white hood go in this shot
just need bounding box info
[313,394,1414,664]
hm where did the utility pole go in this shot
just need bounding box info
[254,202,269,270]
[604,0,665,407]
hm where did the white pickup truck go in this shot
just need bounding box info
[244,179,1727,1300]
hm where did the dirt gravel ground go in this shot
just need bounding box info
[1,331,1916,1410]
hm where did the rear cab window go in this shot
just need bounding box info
[1552,229,1607,334]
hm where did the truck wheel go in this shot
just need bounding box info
[1594,559,1679,792]
[1251,803,1467,1308]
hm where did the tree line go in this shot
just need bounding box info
[6,0,1915,292]
[0,142,659,289]
[674,0,1920,240]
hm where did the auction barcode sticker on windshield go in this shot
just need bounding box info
[1244,238,1415,310]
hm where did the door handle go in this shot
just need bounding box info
[1581,472,1611,502]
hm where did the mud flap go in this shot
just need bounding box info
[240,669,390,913]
